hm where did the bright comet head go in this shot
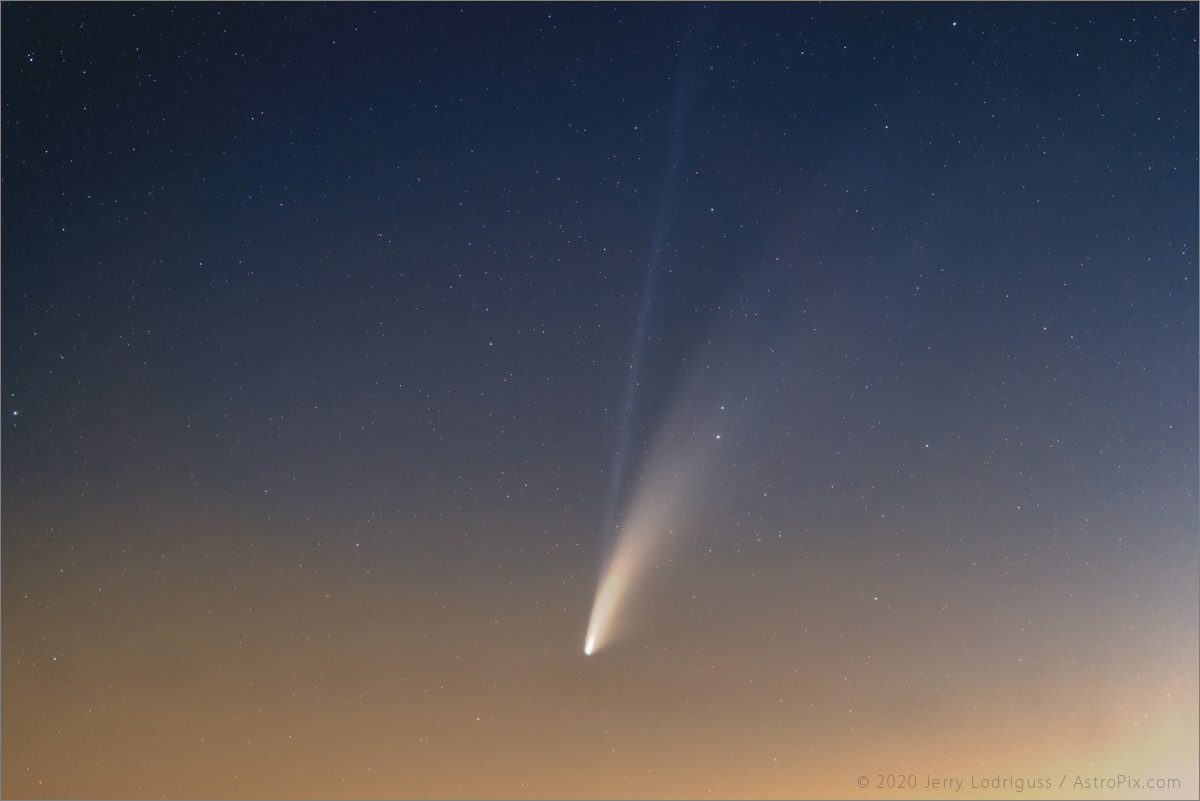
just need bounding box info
[584,637,594,656]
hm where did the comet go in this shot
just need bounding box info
[584,18,782,657]
[586,25,707,658]
[582,259,793,655]
[583,519,654,656]
[583,404,714,655]
[582,512,660,656]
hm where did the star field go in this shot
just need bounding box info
[2,3,1197,799]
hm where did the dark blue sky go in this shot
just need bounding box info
[3,4,1197,798]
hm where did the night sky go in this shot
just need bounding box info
[2,3,1197,799]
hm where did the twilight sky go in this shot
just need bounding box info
[2,3,1197,799]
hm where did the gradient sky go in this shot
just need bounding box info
[2,3,1197,799]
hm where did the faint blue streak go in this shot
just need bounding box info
[601,40,696,554]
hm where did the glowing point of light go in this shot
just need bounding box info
[584,637,594,656]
